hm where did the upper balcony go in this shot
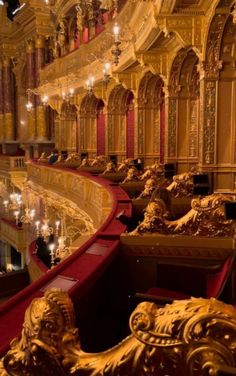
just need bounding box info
[39,1,155,96]
[0,155,26,189]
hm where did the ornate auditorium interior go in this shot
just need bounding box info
[1,0,236,374]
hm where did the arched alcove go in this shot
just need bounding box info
[58,102,77,153]
[137,71,165,165]
[168,49,199,172]
[107,85,134,161]
[216,14,236,187]
[79,94,105,158]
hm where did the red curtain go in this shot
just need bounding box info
[83,28,89,43]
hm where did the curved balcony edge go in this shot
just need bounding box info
[0,161,132,356]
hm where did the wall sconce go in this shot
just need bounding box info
[103,62,111,85]
[61,88,74,102]
[26,89,34,112]
[111,23,121,65]
[41,95,49,106]
[86,76,95,95]
[14,210,20,225]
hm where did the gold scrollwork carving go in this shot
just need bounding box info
[130,193,235,236]
[1,289,236,375]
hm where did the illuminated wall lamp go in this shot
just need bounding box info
[111,23,121,65]
[41,95,49,106]
[85,76,95,95]
[26,89,34,112]
[103,62,111,85]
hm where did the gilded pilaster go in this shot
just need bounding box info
[0,60,4,141]
[26,39,36,140]
[3,56,14,140]
[165,86,179,161]
[36,105,47,140]
[35,35,47,140]
[199,14,227,168]
[165,50,187,162]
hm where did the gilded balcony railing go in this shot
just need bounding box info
[0,156,25,172]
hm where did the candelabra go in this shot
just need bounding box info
[34,202,58,241]
[48,219,71,268]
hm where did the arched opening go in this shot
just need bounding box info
[137,72,165,165]
[45,106,57,142]
[107,85,134,162]
[96,99,105,156]
[79,94,105,158]
[168,49,199,172]
[216,14,236,187]
[58,102,77,153]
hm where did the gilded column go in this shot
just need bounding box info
[3,56,14,141]
[165,85,179,162]
[26,39,36,140]
[198,14,227,168]
[35,35,47,140]
[0,60,4,141]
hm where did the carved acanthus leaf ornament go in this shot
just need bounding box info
[1,289,236,375]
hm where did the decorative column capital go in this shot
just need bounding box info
[26,39,35,54]
[35,35,45,49]
[2,56,10,67]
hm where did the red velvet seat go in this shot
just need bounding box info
[135,254,236,305]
